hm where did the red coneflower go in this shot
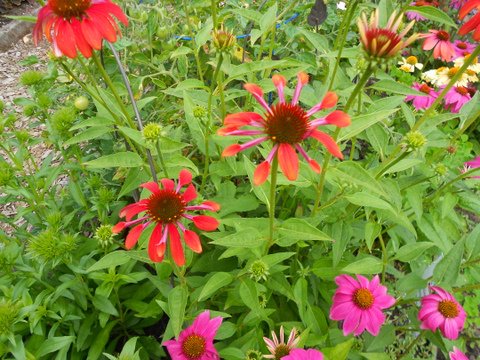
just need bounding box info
[458,0,480,40]
[357,9,418,60]
[218,73,350,186]
[420,30,456,61]
[113,170,220,266]
[33,0,128,58]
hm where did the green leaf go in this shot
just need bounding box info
[4,15,37,22]
[383,159,423,174]
[87,321,117,360]
[118,168,150,198]
[167,286,188,337]
[239,279,261,312]
[36,336,75,358]
[92,295,119,316]
[209,228,264,248]
[346,193,394,211]
[394,242,436,262]
[404,6,457,27]
[433,239,465,285]
[338,109,399,141]
[296,28,328,52]
[84,152,143,168]
[198,272,234,301]
[260,3,278,32]
[70,116,115,130]
[87,251,132,272]
[323,339,354,360]
[342,256,383,274]
[277,218,332,246]
[243,156,270,207]
[63,126,111,146]
[360,353,391,360]
[369,79,425,96]
[118,126,147,147]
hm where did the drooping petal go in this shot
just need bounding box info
[81,17,103,50]
[125,223,146,249]
[325,110,351,127]
[278,143,299,181]
[202,200,221,211]
[168,224,185,266]
[253,161,271,186]
[222,144,242,157]
[223,112,264,127]
[193,215,219,231]
[309,130,343,159]
[56,19,78,58]
[183,230,202,253]
[70,18,92,58]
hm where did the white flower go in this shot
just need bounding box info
[398,56,423,73]
[337,1,347,10]
[454,55,480,74]
[422,67,472,87]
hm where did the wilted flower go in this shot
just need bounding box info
[357,9,418,61]
[449,347,469,360]
[398,55,423,72]
[418,286,466,340]
[33,0,128,58]
[405,83,438,110]
[419,30,455,61]
[212,24,236,52]
[113,170,220,266]
[281,349,324,360]
[329,274,396,336]
[164,310,223,360]
[443,86,472,113]
[263,326,300,359]
[219,73,350,185]
[458,0,480,41]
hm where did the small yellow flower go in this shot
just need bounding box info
[454,54,480,74]
[398,56,423,72]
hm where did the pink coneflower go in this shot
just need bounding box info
[458,0,480,41]
[406,1,439,21]
[113,170,220,266]
[444,86,471,113]
[451,0,468,9]
[33,0,128,58]
[357,9,418,60]
[418,286,466,340]
[263,326,300,359]
[281,349,324,360]
[420,30,456,61]
[406,83,439,110]
[464,156,480,178]
[164,310,223,360]
[219,73,350,186]
[329,274,396,336]
[449,347,469,360]
[453,40,475,58]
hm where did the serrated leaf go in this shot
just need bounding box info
[84,152,143,168]
[87,251,132,272]
[198,272,233,301]
[394,242,436,262]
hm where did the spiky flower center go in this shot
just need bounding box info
[264,103,309,144]
[406,56,418,65]
[274,344,291,360]
[353,288,375,309]
[436,30,450,41]
[182,334,206,359]
[365,28,402,57]
[455,87,469,96]
[419,84,432,94]
[456,42,468,50]
[49,0,91,18]
[447,67,459,79]
[438,300,459,318]
[147,190,186,224]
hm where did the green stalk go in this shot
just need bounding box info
[427,166,480,203]
[268,156,279,248]
[155,140,169,178]
[378,231,388,282]
[182,0,204,82]
[211,0,218,29]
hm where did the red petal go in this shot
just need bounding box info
[168,224,185,266]
[179,169,192,187]
[459,0,480,19]
[320,91,338,109]
[202,200,221,211]
[325,110,351,127]
[86,10,117,43]
[81,18,103,50]
[272,74,286,87]
[160,178,175,191]
[148,230,165,263]
[309,159,322,173]
[193,215,219,231]
[298,72,309,84]
[222,144,242,157]
[70,18,92,58]
[112,222,126,233]
[459,13,480,35]
[224,112,263,127]
[141,181,160,194]
[310,130,343,159]
[56,19,77,58]
[217,126,239,136]
[125,223,145,249]
[95,1,129,26]
[120,202,147,221]
[182,184,197,202]
[278,143,299,181]
[183,230,202,253]
[253,161,270,186]
[244,83,263,97]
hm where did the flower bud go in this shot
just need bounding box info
[95,225,116,249]
[142,123,162,143]
[248,260,269,282]
[212,25,236,52]
[404,131,427,150]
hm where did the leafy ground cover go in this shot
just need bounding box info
[0,0,479,359]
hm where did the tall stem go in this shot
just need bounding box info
[105,43,158,182]
[155,140,169,178]
[268,156,279,248]
[312,66,374,215]
[211,0,217,29]
[378,231,387,282]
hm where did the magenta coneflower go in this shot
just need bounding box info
[453,40,475,58]
[164,310,223,360]
[330,274,396,336]
[281,349,324,360]
[451,0,468,9]
[449,347,469,360]
[263,326,300,359]
[219,73,350,186]
[406,83,439,110]
[418,286,466,340]
[443,86,471,113]
[113,170,220,266]
[464,156,480,178]
[420,30,456,61]
[33,0,128,58]
[357,9,418,60]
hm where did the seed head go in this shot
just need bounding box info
[249,260,270,282]
[142,123,162,143]
[404,131,426,150]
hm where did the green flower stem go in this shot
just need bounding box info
[378,231,388,282]
[182,0,204,82]
[375,150,408,179]
[106,42,158,182]
[201,52,225,192]
[312,66,374,215]
[426,166,480,203]
[453,283,480,293]
[155,140,169,178]
[398,331,424,359]
[211,0,218,29]
[328,0,359,90]
[268,155,279,248]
